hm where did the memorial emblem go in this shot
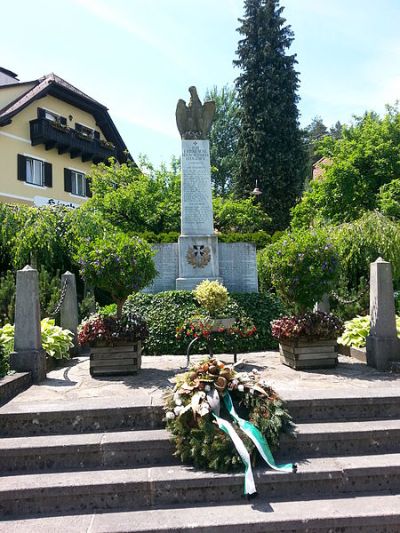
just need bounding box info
[176,86,216,140]
[186,245,211,268]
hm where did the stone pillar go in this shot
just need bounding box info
[175,87,222,290]
[60,271,79,355]
[314,294,330,313]
[366,257,400,371]
[10,265,46,383]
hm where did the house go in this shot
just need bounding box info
[0,67,131,207]
[312,157,332,180]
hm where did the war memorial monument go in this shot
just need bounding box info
[146,87,258,293]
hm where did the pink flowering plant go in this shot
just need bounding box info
[271,311,343,342]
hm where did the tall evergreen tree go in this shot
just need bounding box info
[234,0,307,230]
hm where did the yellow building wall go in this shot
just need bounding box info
[0,95,107,207]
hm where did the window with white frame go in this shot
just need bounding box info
[26,158,44,186]
[71,171,86,197]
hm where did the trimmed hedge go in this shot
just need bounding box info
[125,291,284,355]
[135,231,271,249]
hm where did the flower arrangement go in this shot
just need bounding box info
[163,357,294,480]
[176,315,257,341]
[78,312,148,347]
[271,311,343,342]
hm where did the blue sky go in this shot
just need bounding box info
[3,0,400,165]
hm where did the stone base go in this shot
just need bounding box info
[10,349,47,383]
[176,276,223,291]
[366,335,400,371]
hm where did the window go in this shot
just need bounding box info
[26,158,44,186]
[17,155,52,187]
[64,168,91,197]
[37,108,67,125]
[75,123,95,139]
[71,171,86,197]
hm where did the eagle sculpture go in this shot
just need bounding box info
[176,86,216,140]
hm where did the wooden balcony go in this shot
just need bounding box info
[29,118,117,163]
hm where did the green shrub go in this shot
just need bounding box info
[193,280,229,317]
[258,228,339,313]
[0,319,73,360]
[0,272,16,327]
[0,342,8,378]
[125,291,284,355]
[338,315,400,348]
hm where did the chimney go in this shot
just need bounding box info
[0,67,19,86]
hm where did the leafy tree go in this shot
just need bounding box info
[234,0,307,230]
[304,116,328,181]
[213,195,270,232]
[81,157,181,234]
[291,108,400,229]
[329,121,343,140]
[76,231,156,317]
[205,85,240,196]
[377,178,400,219]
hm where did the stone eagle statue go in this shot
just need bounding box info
[176,86,216,140]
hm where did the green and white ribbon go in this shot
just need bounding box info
[212,412,257,497]
[223,392,295,473]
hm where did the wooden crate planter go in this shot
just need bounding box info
[89,342,141,377]
[279,339,338,370]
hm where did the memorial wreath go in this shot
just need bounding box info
[163,357,296,497]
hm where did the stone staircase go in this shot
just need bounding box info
[1,393,400,531]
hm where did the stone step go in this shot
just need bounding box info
[2,494,400,533]
[0,429,176,474]
[2,392,400,437]
[1,454,400,517]
[2,419,400,475]
[278,418,400,459]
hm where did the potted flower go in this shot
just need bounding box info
[271,312,343,369]
[263,229,343,370]
[79,311,149,376]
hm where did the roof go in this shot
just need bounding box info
[0,72,131,163]
[0,67,19,80]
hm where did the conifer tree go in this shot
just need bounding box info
[234,0,306,230]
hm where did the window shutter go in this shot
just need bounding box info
[64,168,72,192]
[85,177,92,198]
[75,123,82,133]
[44,163,52,187]
[17,154,26,181]
[37,108,46,119]
[93,131,100,140]
[60,116,67,126]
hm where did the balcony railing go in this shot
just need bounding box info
[29,118,117,163]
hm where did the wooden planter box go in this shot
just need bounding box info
[89,342,141,377]
[279,339,338,370]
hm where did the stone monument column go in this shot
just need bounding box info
[10,265,47,383]
[175,86,222,290]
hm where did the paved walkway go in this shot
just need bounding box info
[4,351,400,413]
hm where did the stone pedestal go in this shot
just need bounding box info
[366,257,400,371]
[10,265,46,383]
[60,271,79,355]
[176,235,221,290]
